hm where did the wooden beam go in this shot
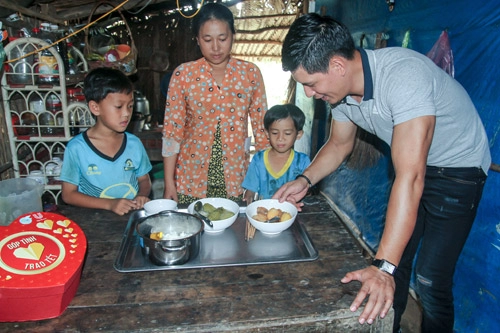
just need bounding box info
[234,14,297,20]
[0,161,13,175]
[55,0,171,21]
[0,0,66,25]
[0,0,172,22]
[234,40,283,45]
[237,26,290,34]
[232,54,282,59]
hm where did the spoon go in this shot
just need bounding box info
[194,201,213,227]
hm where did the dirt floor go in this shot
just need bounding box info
[401,294,422,332]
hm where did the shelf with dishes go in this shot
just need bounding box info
[2,37,90,205]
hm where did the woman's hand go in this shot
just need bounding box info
[163,184,178,202]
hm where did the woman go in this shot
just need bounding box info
[162,3,268,205]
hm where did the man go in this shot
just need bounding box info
[273,13,490,333]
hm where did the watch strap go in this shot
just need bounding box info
[371,258,397,276]
[296,174,312,188]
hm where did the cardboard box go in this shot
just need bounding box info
[0,212,87,322]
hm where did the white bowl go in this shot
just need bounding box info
[187,198,240,234]
[144,199,178,216]
[245,199,298,236]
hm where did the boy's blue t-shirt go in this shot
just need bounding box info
[60,131,152,199]
[242,148,310,199]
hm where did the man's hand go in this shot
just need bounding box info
[272,178,308,210]
[341,265,396,324]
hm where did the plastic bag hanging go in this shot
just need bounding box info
[426,30,455,77]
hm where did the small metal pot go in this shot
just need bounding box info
[134,90,150,119]
[136,211,204,265]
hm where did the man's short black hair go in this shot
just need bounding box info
[282,13,355,74]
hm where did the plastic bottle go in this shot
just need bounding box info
[46,93,62,112]
[67,87,85,102]
[44,93,63,135]
[29,94,44,113]
[45,157,62,184]
[27,94,44,136]
[67,86,90,133]
[67,87,83,136]
[27,170,47,185]
[38,113,55,136]
[66,42,79,75]
[51,24,70,75]
[6,27,35,85]
[19,112,36,137]
[35,23,59,85]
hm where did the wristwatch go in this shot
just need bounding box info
[371,259,397,276]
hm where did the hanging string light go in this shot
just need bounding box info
[176,0,205,19]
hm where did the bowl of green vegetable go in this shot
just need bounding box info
[187,198,240,234]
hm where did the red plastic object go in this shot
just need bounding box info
[0,212,87,322]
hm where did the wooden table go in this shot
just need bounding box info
[0,195,393,332]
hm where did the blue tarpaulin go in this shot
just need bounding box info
[315,0,500,331]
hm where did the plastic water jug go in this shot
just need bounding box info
[0,178,44,226]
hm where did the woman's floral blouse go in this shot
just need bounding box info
[162,57,268,198]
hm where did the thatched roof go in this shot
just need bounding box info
[0,0,301,60]
[0,0,302,126]
[0,0,177,22]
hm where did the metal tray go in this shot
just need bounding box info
[114,209,319,272]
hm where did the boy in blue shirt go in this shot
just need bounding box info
[242,104,310,202]
[60,68,152,216]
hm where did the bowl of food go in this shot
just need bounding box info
[187,198,239,234]
[245,199,298,236]
[144,199,178,216]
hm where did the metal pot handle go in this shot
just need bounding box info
[159,242,189,252]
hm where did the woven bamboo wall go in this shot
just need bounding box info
[0,94,14,180]
[130,14,200,126]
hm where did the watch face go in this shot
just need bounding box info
[380,260,396,275]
